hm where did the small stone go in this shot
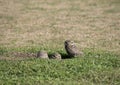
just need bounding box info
[37,50,48,59]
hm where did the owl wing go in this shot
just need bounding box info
[66,45,79,56]
[71,45,80,54]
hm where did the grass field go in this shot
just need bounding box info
[0,0,120,84]
[0,51,120,85]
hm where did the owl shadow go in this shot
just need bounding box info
[48,52,72,59]
[59,52,73,59]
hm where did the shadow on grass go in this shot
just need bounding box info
[48,52,72,59]
[60,53,73,59]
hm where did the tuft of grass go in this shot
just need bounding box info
[0,14,14,20]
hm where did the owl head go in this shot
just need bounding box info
[64,40,75,47]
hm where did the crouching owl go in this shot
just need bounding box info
[50,53,62,60]
[37,50,48,59]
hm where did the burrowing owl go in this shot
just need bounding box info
[64,40,83,57]
[50,53,61,60]
[37,50,48,59]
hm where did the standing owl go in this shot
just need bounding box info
[64,40,83,57]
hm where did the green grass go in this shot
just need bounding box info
[0,47,120,85]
